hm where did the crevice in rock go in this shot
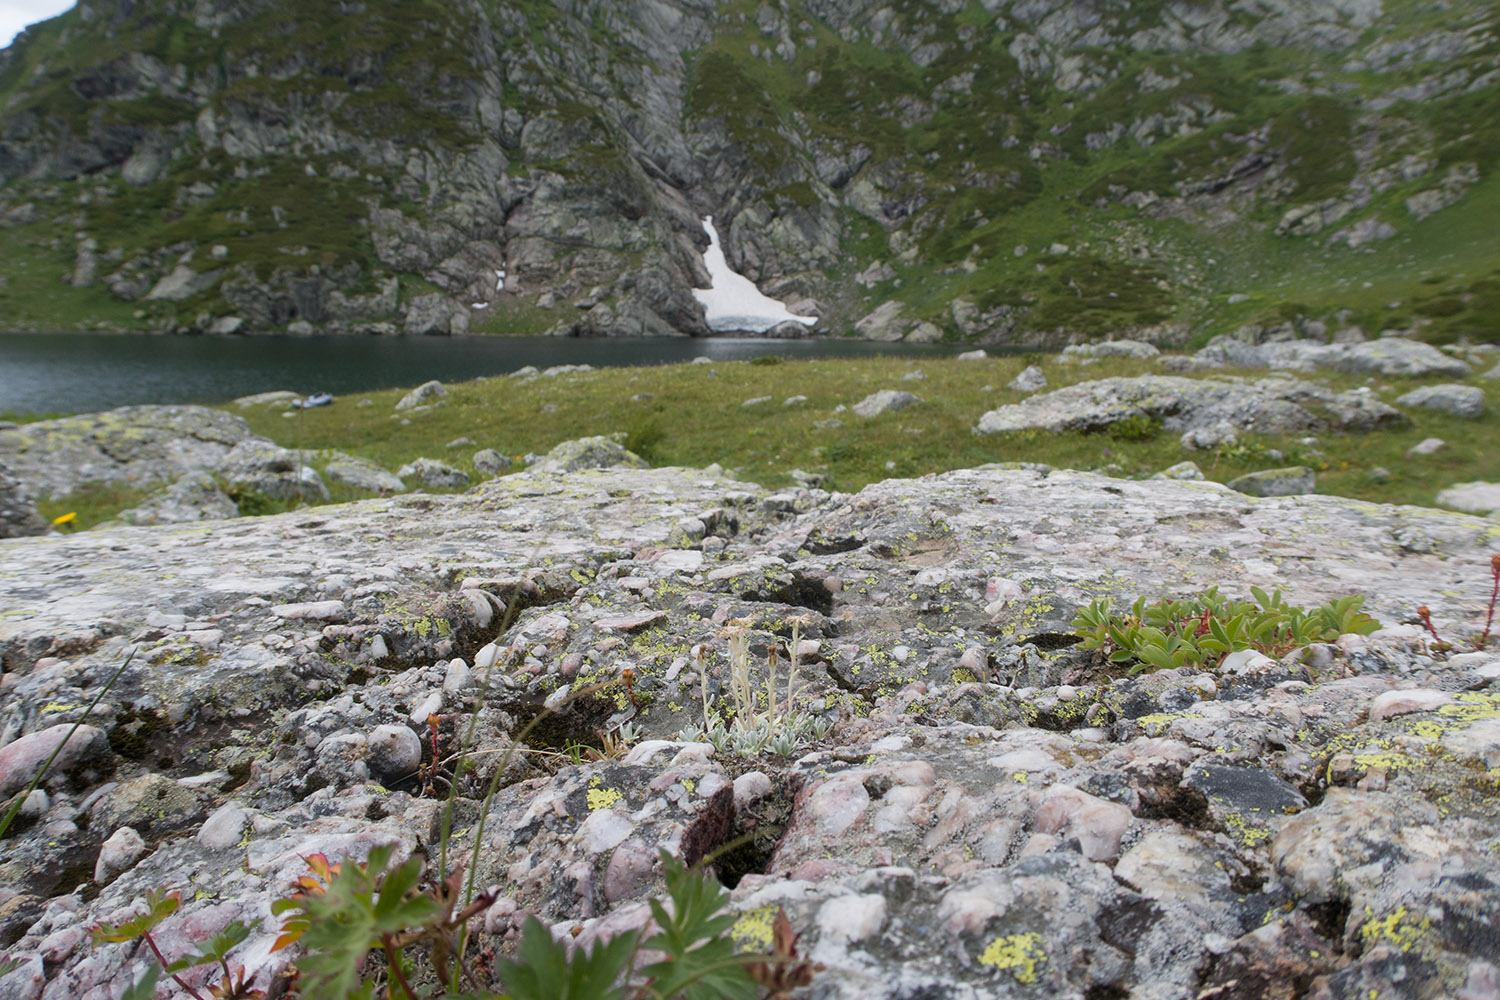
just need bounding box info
[738,573,834,616]
[1305,898,1352,952]
[714,775,799,889]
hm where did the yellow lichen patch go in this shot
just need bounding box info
[731,905,777,952]
[1358,905,1429,953]
[978,932,1047,984]
[1221,809,1272,848]
[1136,712,1200,737]
[586,775,624,811]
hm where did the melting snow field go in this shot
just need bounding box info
[692,216,818,334]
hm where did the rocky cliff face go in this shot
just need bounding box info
[0,0,1495,342]
[1,462,1499,998]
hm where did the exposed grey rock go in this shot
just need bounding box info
[402,293,470,336]
[116,471,239,525]
[1435,482,1500,515]
[1008,364,1047,392]
[0,462,47,538]
[852,390,923,417]
[93,827,146,884]
[956,349,988,361]
[3,465,1500,997]
[395,380,447,411]
[397,458,471,488]
[217,440,330,502]
[1197,336,1471,377]
[323,454,407,494]
[0,725,111,796]
[1152,461,1205,480]
[532,435,649,474]
[1396,383,1486,418]
[1406,437,1446,457]
[1062,339,1159,360]
[0,406,256,499]
[854,301,910,341]
[1227,466,1316,497]
[472,449,512,475]
[975,375,1406,437]
[233,391,299,409]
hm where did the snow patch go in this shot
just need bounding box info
[692,216,816,334]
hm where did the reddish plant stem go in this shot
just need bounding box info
[142,930,208,1000]
[383,933,419,1000]
[1481,555,1500,650]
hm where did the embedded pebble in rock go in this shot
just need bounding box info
[1030,784,1133,861]
[197,802,250,850]
[93,827,146,884]
[0,725,110,796]
[366,725,422,781]
[1368,688,1455,722]
[2,460,1500,1000]
[816,893,887,945]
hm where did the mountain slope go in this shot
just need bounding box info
[0,0,1496,343]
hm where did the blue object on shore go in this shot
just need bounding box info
[298,392,333,408]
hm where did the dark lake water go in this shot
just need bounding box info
[0,332,990,415]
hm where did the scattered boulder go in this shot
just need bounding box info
[1061,339,1159,360]
[1152,461,1205,480]
[956,349,988,361]
[1196,336,1470,377]
[1406,437,1446,457]
[323,454,407,494]
[1396,383,1486,418]
[975,375,1405,437]
[1228,466,1316,497]
[0,462,47,538]
[0,405,256,499]
[531,436,649,474]
[395,380,447,411]
[217,440,330,502]
[473,449,513,476]
[853,301,909,341]
[233,391,299,409]
[852,390,923,417]
[1007,365,1047,393]
[397,458,471,488]
[116,471,239,525]
[1435,482,1500,516]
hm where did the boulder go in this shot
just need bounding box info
[1197,336,1470,377]
[1061,340,1159,360]
[975,375,1405,437]
[0,406,256,499]
[1396,383,1486,418]
[217,440,330,502]
[116,471,239,525]
[0,462,47,538]
[531,436,649,474]
[323,454,407,494]
[1435,482,1500,516]
[395,380,447,411]
[852,390,923,417]
[1227,466,1316,497]
[397,458,471,488]
[473,449,513,475]
[854,301,909,341]
[1007,365,1047,393]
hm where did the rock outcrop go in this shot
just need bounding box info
[0,0,1494,343]
[1,461,1498,999]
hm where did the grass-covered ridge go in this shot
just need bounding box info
[173,352,1500,516]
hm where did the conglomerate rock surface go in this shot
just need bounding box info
[1,464,1499,999]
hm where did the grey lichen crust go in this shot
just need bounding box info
[1,464,1499,999]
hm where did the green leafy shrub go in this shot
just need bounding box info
[1071,586,1380,673]
[95,845,797,1000]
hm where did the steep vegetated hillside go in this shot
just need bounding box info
[0,0,1495,343]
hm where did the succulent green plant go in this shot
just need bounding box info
[1072,586,1380,674]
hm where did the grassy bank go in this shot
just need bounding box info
[204,352,1500,514]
